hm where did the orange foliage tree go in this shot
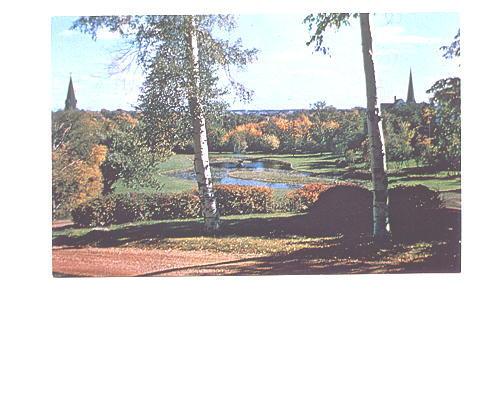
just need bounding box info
[267,114,313,153]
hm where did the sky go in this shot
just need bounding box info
[51,13,460,111]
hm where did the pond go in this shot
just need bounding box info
[171,158,309,189]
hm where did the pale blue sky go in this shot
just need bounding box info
[51,13,459,111]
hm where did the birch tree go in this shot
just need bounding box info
[305,13,391,241]
[73,15,257,232]
[185,16,218,230]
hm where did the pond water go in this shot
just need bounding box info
[171,158,308,189]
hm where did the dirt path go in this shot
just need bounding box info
[52,247,253,277]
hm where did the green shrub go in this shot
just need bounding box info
[215,185,274,214]
[388,185,443,240]
[308,184,373,234]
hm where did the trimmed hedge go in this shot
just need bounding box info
[145,192,201,220]
[71,185,274,227]
[215,184,274,214]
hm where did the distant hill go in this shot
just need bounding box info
[230,109,308,116]
[52,107,366,115]
[229,107,365,115]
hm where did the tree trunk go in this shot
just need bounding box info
[359,13,391,241]
[185,16,220,232]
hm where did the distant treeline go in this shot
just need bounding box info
[52,96,460,218]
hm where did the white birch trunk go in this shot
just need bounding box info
[185,16,220,232]
[359,13,391,241]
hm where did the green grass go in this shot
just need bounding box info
[227,169,329,185]
[388,173,461,191]
[112,152,461,194]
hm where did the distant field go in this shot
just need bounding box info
[113,152,461,194]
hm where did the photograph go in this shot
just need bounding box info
[51,12,461,277]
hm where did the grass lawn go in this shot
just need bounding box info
[114,154,198,194]
[112,152,461,194]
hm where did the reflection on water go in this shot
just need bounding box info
[171,159,307,189]
[217,176,301,189]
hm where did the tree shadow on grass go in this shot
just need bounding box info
[296,160,345,174]
[52,214,319,248]
[394,166,460,176]
[139,233,460,276]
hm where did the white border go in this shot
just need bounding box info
[2,1,490,404]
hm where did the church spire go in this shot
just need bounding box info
[406,69,416,104]
[64,75,77,111]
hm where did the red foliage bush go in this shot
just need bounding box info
[286,183,332,212]
[287,182,368,212]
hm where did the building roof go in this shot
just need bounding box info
[64,76,77,111]
[406,69,416,104]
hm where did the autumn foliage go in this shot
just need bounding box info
[223,114,317,153]
[224,121,281,152]
[52,142,108,218]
